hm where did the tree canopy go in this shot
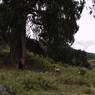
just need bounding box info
[30,0,85,59]
[0,0,85,68]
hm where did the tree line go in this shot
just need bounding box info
[0,0,87,69]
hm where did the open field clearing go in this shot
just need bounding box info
[0,63,95,95]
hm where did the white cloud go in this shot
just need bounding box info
[72,41,95,52]
[86,45,95,53]
[72,1,95,53]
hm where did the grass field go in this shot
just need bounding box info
[0,52,95,95]
[0,62,95,95]
[1,65,95,95]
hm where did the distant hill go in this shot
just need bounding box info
[87,52,95,60]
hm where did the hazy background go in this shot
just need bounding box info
[72,0,95,53]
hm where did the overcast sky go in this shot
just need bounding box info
[72,0,95,53]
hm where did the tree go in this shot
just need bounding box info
[0,0,85,68]
[31,0,85,60]
[0,0,38,69]
[26,37,46,56]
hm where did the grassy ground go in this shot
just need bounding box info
[0,52,95,95]
[0,65,95,95]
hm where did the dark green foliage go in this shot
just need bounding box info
[47,45,89,67]
[0,0,39,68]
[40,0,84,43]
[26,37,47,56]
[31,0,85,59]
[0,0,85,68]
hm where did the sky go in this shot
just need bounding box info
[72,0,95,53]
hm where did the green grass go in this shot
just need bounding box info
[0,65,95,95]
[0,51,95,95]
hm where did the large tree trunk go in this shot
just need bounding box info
[10,15,26,69]
[17,16,26,69]
[10,28,17,66]
[18,32,26,69]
